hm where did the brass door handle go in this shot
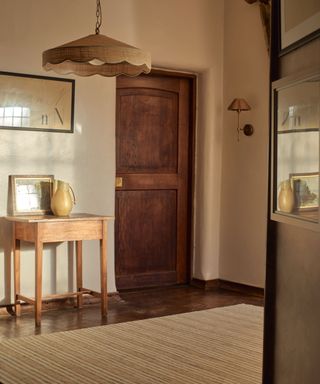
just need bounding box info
[116,177,123,188]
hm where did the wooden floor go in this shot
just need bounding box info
[0,285,263,340]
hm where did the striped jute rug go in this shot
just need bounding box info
[0,304,263,384]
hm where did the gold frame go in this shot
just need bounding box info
[9,175,54,216]
[289,172,319,211]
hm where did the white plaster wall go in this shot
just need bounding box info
[193,67,223,280]
[219,0,269,287]
[0,0,225,304]
[0,0,117,303]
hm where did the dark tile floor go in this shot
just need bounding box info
[0,285,264,340]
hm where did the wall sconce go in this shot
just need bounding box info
[227,98,254,141]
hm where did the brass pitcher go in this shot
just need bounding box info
[51,180,76,216]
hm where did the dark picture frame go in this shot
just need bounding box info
[0,71,75,133]
[280,0,320,55]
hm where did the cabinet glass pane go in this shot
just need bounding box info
[275,74,320,223]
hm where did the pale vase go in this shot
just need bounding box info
[51,180,76,216]
[278,180,294,213]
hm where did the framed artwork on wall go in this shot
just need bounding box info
[9,175,54,216]
[0,72,75,133]
[280,0,320,54]
[289,172,319,211]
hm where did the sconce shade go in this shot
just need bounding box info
[43,34,151,77]
[227,98,251,112]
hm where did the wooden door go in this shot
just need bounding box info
[115,72,194,290]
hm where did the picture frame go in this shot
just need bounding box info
[0,71,75,133]
[280,0,320,54]
[9,175,54,216]
[289,172,319,211]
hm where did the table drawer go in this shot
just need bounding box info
[40,220,104,242]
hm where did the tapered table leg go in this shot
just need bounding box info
[13,228,21,317]
[35,225,43,327]
[100,221,107,317]
[76,240,83,308]
[7,215,112,327]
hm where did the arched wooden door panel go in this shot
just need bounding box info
[115,73,194,290]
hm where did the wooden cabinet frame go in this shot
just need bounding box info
[270,68,320,231]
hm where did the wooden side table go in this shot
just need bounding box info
[5,213,113,326]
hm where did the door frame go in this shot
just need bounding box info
[115,67,197,286]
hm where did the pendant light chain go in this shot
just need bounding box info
[95,0,102,34]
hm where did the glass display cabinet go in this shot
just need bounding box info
[271,69,320,230]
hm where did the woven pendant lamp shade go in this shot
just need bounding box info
[43,34,151,77]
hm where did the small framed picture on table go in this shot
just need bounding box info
[9,175,54,215]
